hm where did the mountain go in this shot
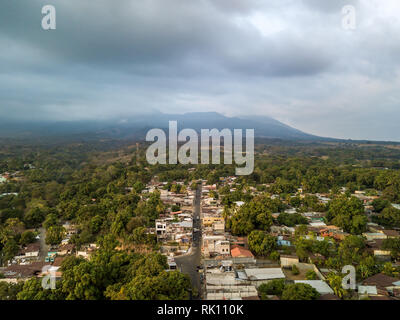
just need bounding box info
[0,112,326,141]
[93,112,325,141]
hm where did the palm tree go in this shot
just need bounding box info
[326,273,346,299]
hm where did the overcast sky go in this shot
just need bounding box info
[1,0,400,140]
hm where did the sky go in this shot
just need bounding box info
[1,0,400,140]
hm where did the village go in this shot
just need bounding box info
[147,175,400,300]
[1,167,400,301]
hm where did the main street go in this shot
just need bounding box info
[174,184,202,298]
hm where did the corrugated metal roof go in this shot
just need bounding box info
[236,271,247,280]
[244,268,285,280]
[358,285,377,295]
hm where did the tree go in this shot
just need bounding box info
[16,278,59,300]
[190,182,198,191]
[327,196,367,234]
[372,198,391,213]
[306,270,317,280]
[382,262,400,277]
[373,206,400,228]
[358,256,377,280]
[45,226,66,246]
[277,212,307,227]
[226,195,274,235]
[130,227,156,245]
[126,216,147,232]
[156,270,191,300]
[20,231,36,246]
[89,215,104,234]
[61,260,103,300]
[258,279,285,299]
[294,225,308,237]
[110,210,131,237]
[0,281,24,300]
[350,214,368,235]
[291,264,300,275]
[281,283,320,300]
[24,207,45,228]
[43,213,59,230]
[2,239,19,263]
[338,235,366,265]
[248,230,276,256]
[135,192,165,223]
[382,238,400,259]
[326,273,346,299]
[294,237,311,261]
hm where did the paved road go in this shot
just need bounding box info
[174,184,202,298]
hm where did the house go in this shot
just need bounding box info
[20,242,40,258]
[230,245,254,258]
[212,221,225,233]
[214,240,230,256]
[76,245,97,260]
[362,273,400,296]
[38,266,62,279]
[57,243,75,256]
[277,235,291,246]
[358,285,378,296]
[230,236,248,248]
[379,230,400,239]
[319,225,340,236]
[2,262,46,279]
[167,260,177,270]
[309,221,327,228]
[155,220,167,239]
[280,255,299,268]
[205,269,258,300]
[366,240,391,261]
[202,216,225,228]
[45,251,57,263]
[76,250,90,259]
[363,232,387,241]
[203,235,229,257]
[234,201,245,207]
[62,223,78,236]
[367,223,385,233]
[52,256,65,267]
[308,254,326,265]
[270,225,295,235]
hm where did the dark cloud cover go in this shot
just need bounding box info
[0,0,399,140]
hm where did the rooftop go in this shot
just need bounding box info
[294,280,334,295]
[244,268,285,281]
[231,246,254,258]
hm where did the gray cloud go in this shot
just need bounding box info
[0,0,399,140]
